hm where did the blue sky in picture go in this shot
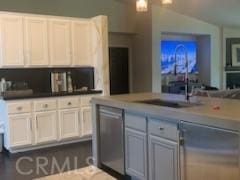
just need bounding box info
[161,40,197,74]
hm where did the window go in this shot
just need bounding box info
[161,40,197,74]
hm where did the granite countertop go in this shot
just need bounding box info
[92,92,240,131]
[2,90,103,100]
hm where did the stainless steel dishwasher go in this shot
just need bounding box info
[179,121,240,180]
[99,106,124,175]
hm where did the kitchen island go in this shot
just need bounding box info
[91,93,240,180]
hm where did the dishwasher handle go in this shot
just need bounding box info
[179,122,186,180]
[99,108,122,119]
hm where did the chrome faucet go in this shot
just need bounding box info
[173,44,191,101]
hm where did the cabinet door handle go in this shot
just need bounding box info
[17,106,23,111]
[179,129,185,180]
[30,118,32,131]
[159,126,165,131]
[36,116,39,130]
[68,102,72,106]
[43,104,48,108]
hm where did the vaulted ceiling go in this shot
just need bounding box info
[160,0,240,28]
[152,0,240,28]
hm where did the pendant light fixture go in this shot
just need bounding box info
[136,0,148,12]
[162,0,173,5]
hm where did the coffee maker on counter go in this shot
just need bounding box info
[51,72,67,93]
[51,71,73,93]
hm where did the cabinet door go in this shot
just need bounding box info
[71,20,93,66]
[80,106,92,136]
[49,19,71,66]
[35,111,57,144]
[59,109,79,140]
[0,15,24,67]
[125,128,147,180]
[149,135,178,180]
[9,114,32,148]
[24,16,49,66]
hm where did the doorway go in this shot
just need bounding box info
[109,47,130,95]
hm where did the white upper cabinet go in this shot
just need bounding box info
[0,14,24,67]
[24,16,49,66]
[0,12,102,68]
[71,20,93,66]
[49,18,71,66]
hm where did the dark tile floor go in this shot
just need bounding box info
[0,141,92,180]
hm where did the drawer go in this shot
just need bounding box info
[34,100,57,112]
[58,98,79,109]
[80,96,93,107]
[149,118,178,141]
[125,113,147,132]
[7,101,32,114]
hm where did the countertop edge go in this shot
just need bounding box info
[2,90,103,101]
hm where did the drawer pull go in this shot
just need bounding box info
[17,107,23,111]
[159,127,165,131]
[43,104,49,108]
[68,102,72,106]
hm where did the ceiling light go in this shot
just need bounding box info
[162,0,173,5]
[136,0,148,12]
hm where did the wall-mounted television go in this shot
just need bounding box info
[161,40,197,74]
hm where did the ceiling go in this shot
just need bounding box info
[121,0,240,28]
[152,0,240,28]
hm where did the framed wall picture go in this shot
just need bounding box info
[226,38,240,68]
[232,44,240,66]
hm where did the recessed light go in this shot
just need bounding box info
[136,0,148,12]
[162,0,173,5]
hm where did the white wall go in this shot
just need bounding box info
[0,1,225,92]
[0,0,135,33]
[161,33,197,41]
[152,6,222,92]
[131,9,153,92]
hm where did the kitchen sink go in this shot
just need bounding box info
[136,99,202,108]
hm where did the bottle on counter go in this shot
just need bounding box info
[67,72,73,93]
[0,78,6,94]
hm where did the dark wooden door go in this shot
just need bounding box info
[109,47,129,95]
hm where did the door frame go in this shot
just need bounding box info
[109,32,134,93]
[108,45,132,93]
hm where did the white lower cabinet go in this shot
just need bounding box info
[125,128,147,180]
[4,95,98,153]
[8,114,32,148]
[125,113,179,180]
[34,111,58,144]
[59,109,79,140]
[81,106,92,136]
[149,135,178,180]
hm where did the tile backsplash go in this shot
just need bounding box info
[0,67,94,93]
